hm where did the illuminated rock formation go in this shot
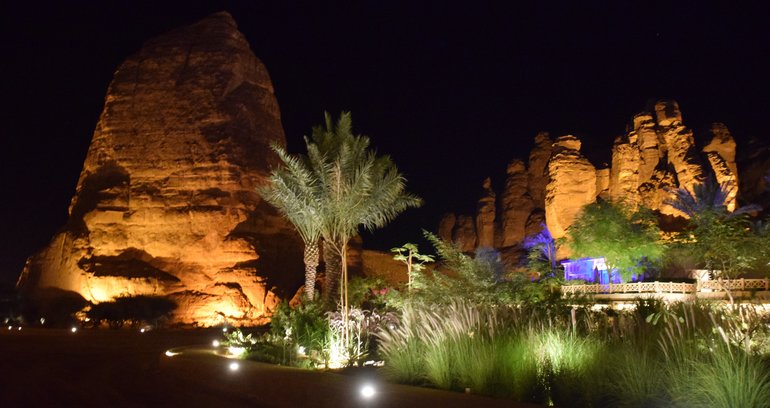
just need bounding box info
[499,160,533,247]
[655,100,704,195]
[544,136,598,240]
[476,178,497,248]
[17,12,303,326]
[452,215,477,252]
[437,213,456,243]
[703,123,739,211]
[435,99,745,260]
[527,132,553,209]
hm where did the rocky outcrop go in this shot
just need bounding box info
[17,12,303,326]
[527,132,553,209]
[476,178,497,248]
[609,134,642,203]
[452,215,477,252]
[703,123,739,211]
[438,100,749,263]
[545,136,598,240]
[655,100,704,194]
[437,213,456,243]
[499,160,533,247]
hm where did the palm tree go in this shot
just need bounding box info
[260,112,422,314]
[306,112,422,335]
[665,176,764,305]
[258,145,323,300]
[665,176,760,220]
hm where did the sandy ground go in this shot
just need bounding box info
[0,328,542,407]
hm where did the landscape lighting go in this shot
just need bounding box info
[360,384,376,399]
[212,340,220,347]
[70,327,77,333]
[229,361,240,371]
[227,346,246,356]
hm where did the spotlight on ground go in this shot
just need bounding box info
[360,384,376,399]
[212,340,220,347]
[228,361,240,372]
[70,327,78,333]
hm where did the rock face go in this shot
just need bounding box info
[17,12,303,326]
[545,136,597,240]
[527,132,553,209]
[499,160,533,247]
[476,178,497,248]
[703,123,739,211]
[452,215,477,252]
[437,99,746,262]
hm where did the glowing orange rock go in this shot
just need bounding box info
[18,12,303,326]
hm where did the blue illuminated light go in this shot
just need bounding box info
[562,257,623,284]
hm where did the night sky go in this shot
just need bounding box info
[1,1,768,287]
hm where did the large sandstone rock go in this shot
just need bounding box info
[475,178,497,248]
[452,215,477,252]
[437,213,456,243]
[703,123,739,211]
[655,100,704,193]
[499,160,533,247]
[527,132,553,209]
[595,168,610,199]
[631,113,662,184]
[17,12,303,326]
[436,99,749,264]
[545,136,597,240]
[609,134,642,204]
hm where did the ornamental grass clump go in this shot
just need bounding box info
[659,303,770,408]
[377,299,770,407]
[377,301,546,402]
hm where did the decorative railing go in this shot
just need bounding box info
[561,279,770,296]
[699,278,770,291]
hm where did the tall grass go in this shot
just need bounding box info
[377,300,770,407]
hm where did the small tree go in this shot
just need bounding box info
[666,178,766,305]
[523,223,558,278]
[565,200,664,282]
[259,146,323,300]
[391,243,434,292]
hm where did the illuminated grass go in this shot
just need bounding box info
[377,300,770,406]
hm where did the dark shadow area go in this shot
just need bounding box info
[22,287,88,327]
[77,248,180,282]
[228,201,304,298]
[67,161,130,234]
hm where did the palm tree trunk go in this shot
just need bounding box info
[341,243,349,349]
[323,240,342,304]
[303,241,320,300]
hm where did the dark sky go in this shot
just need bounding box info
[1,1,768,286]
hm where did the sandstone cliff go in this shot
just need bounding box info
[438,100,742,260]
[17,12,303,326]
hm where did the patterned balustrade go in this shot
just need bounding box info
[561,279,770,296]
[699,279,770,291]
